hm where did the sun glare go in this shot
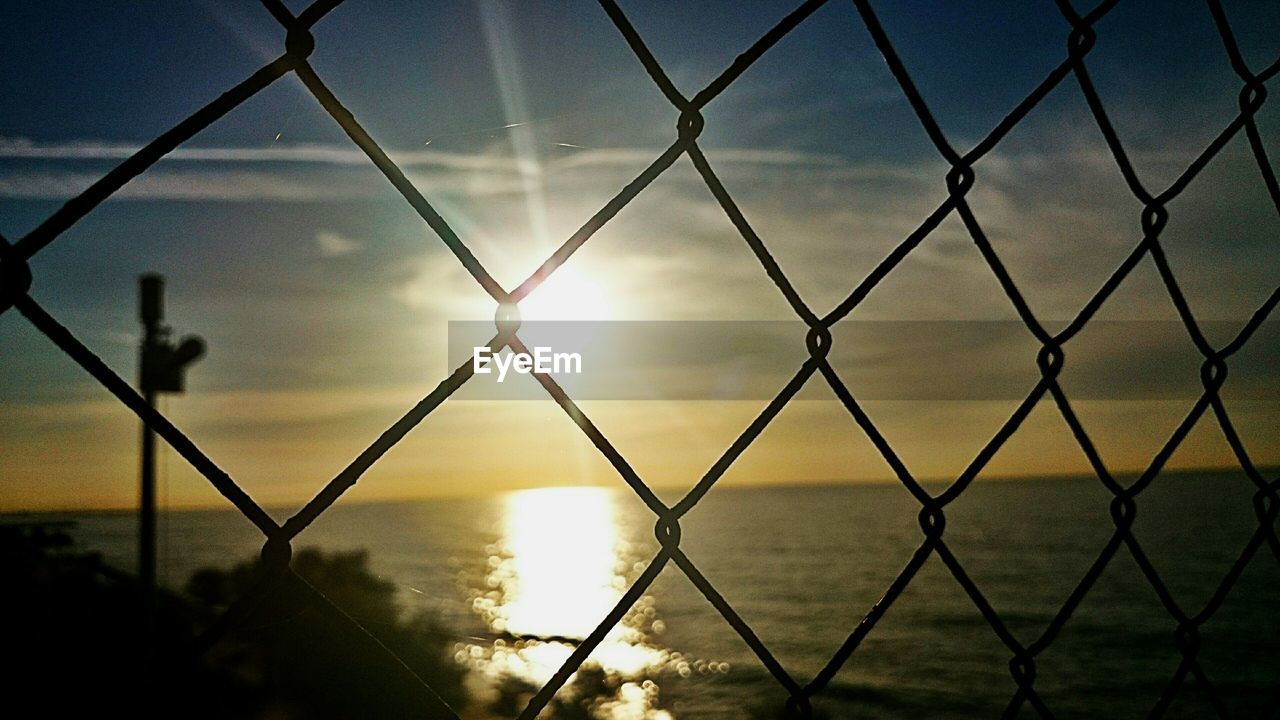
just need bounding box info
[518,266,613,321]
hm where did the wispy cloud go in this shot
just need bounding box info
[0,168,357,202]
[0,137,848,172]
[0,137,860,202]
[315,230,363,257]
[0,136,525,171]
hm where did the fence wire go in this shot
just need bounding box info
[2,0,1279,717]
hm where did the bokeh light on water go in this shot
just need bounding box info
[460,487,678,718]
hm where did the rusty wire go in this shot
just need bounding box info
[1,0,1278,717]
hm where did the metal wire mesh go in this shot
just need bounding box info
[1,0,1278,717]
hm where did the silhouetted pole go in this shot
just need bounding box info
[139,276,160,612]
[137,274,204,633]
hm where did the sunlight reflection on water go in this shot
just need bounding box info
[461,486,677,719]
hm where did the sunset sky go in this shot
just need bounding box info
[1,0,1278,512]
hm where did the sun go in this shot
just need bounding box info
[518,265,613,321]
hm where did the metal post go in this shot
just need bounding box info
[138,274,164,631]
[136,273,203,642]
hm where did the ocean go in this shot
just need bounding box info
[25,472,1279,718]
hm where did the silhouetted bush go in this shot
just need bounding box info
[188,546,468,719]
[2,526,638,719]
[0,522,254,717]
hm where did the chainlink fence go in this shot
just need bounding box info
[1,0,1278,717]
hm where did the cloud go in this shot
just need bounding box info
[0,137,846,174]
[0,136,524,171]
[0,168,362,202]
[0,137,860,203]
[392,250,494,318]
[315,230,362,257]
[2,129,1269,327]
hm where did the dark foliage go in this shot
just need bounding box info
[188,546,469,719]
[0,522,254,717]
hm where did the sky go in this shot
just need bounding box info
[1,0,1278,512]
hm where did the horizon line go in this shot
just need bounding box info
[2,464,1268,516]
